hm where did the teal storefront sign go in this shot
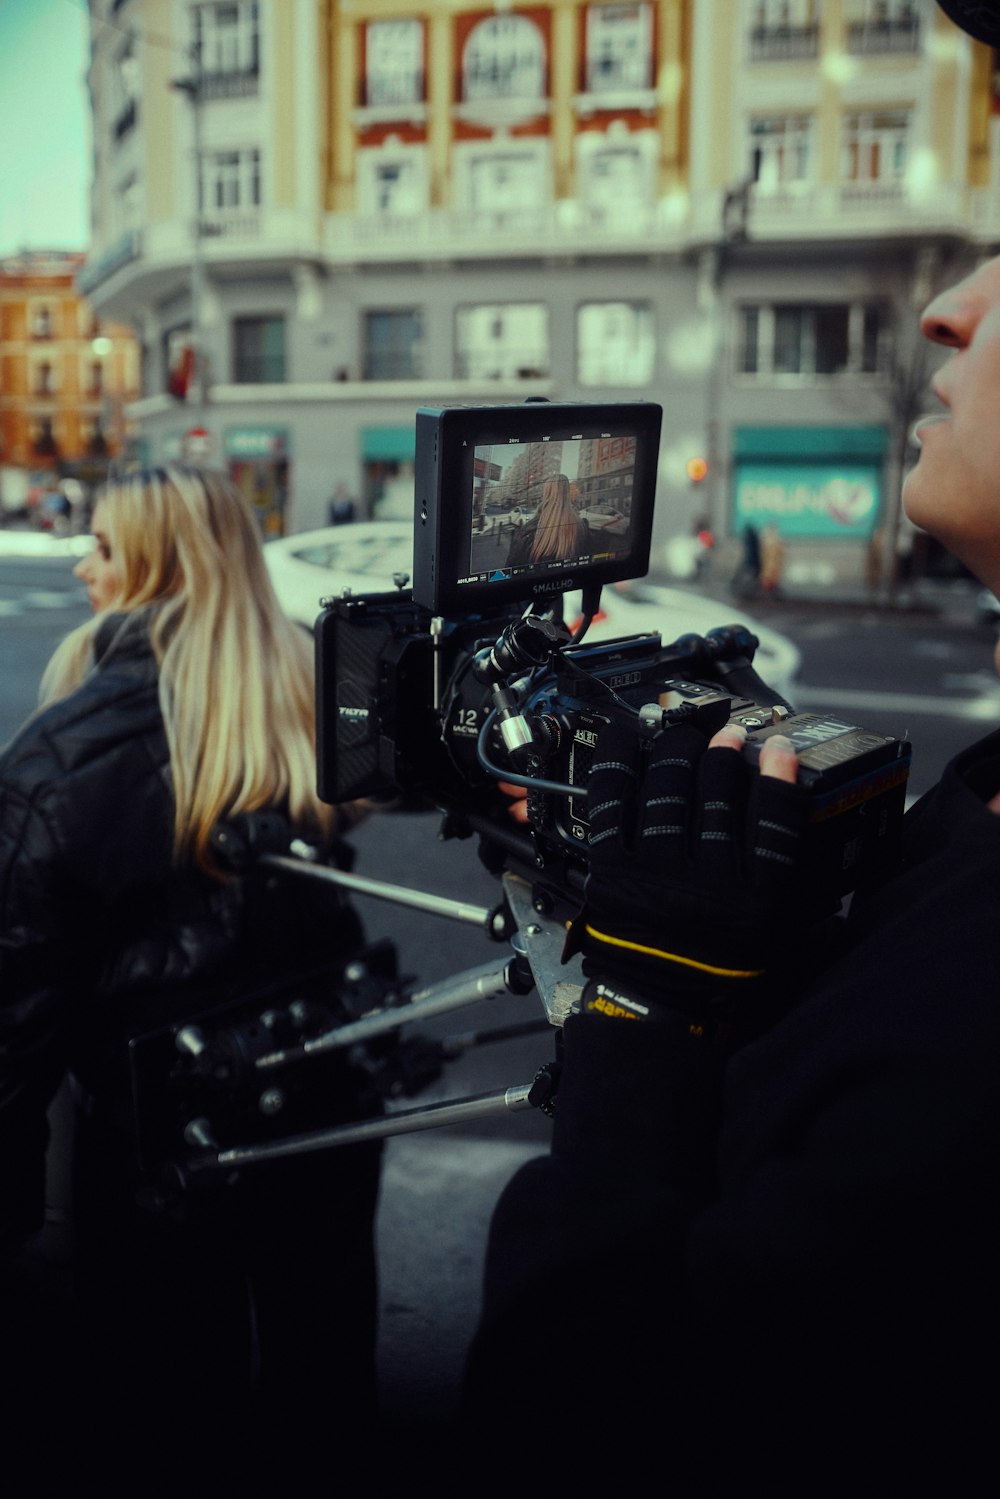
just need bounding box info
[733,427,886,540]
[361,427,415,462]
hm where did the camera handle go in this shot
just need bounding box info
[254,863,581,1051]
[702,625,794,713]
[158,865,583,1186]
[177,1074,544,1185]
[262,848,512,937]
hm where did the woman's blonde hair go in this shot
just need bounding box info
[41,465,333,872]
[530,474,580,564]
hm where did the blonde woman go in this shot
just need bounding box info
[0,466,380,1476]
[505,472,591,569]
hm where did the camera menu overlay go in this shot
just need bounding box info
[460,432,638,590]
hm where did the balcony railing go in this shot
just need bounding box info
[839,179,906,208]
[330,201,680,260]
[197,211,261,240]
[198,67,260,102]
[362,352,424,381]
[748,24,820,61]
[846,18,920,55]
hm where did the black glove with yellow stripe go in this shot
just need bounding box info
[568,716,806,1043]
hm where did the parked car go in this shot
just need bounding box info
[263,522,801,698]
[578,504,629,536]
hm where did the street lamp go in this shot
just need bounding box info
[90,335,116,462]
[699,176,754,536]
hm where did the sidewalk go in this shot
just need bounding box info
[683,573,988,631]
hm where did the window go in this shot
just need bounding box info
[847,1,920,55]
[358,151,428,216]
[112,33,139,138]
[193,2,259,77]
[466,147,549,212]
[579,131,657,210]
[365,18,424,106]
[577,303,655,386]
[364,310,423,380]
[31,417,58,456]
[33,360,55,397]
[233,315,285,383]
[750,116,813,190]
[843,110,909,183]
[199,148,261,211]
[455,304,549,380]
[114,172,141,237]
[462,15,545,103]
[585,4,653,93]
[748,0,820,60]
[84,420,109,457]
[31,304,54,338]
[738,302,885,377]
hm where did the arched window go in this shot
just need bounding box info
[462,14,545,102]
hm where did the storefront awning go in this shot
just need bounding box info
[361,426,415,463]
[733,426,887,461]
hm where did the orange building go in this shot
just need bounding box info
[0,250,139,484]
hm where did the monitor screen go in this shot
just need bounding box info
[412,403,662,613]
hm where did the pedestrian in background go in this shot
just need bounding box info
[329,480,357,525]
[0,464,381,1478]
[759,520,785,594]
[730,522,761,597]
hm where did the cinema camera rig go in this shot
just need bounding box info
[130,402,911,1194]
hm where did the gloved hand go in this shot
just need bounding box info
[569,716,805,1039]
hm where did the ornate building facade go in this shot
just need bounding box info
[78,0,998,576]
[0,249,139,485]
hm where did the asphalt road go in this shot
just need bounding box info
[2,540,997,1437]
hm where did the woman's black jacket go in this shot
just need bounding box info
[0,613,362,1245]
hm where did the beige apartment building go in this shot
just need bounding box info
[79,0,997,578]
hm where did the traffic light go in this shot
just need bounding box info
[686,456,709,484]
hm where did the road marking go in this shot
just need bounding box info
[27,590,82,608]
[0,589,87,616]
[794,683,1000,722]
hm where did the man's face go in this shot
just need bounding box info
[904,256,1000,591]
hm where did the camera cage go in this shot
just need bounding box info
[131,399,912,1196]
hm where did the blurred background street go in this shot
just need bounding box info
[4,534,998,1435]
[5,0,1000,1449]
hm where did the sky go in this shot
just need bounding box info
[0,0,91,259]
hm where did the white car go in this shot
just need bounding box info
[578,504,629,536]
[264,522,801,698]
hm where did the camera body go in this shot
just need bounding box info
[316,400,910,904]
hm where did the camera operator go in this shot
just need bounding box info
[462,258,1000,1478]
